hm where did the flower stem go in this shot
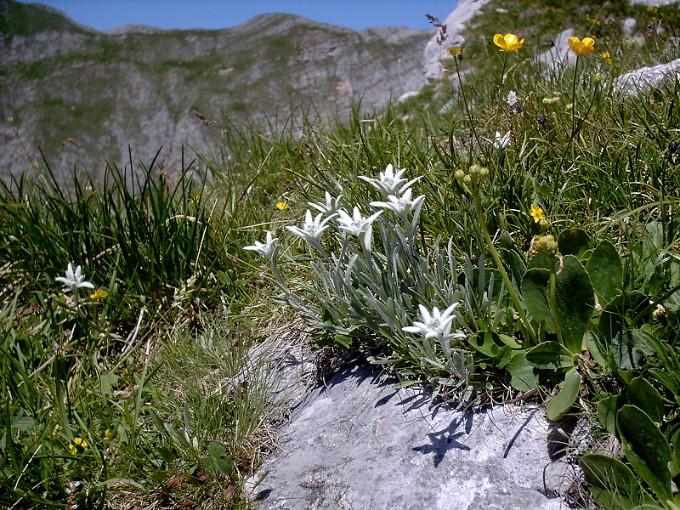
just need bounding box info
[473,191,536,343]
[453,57,484,155]
[553,62,599,197]
[496,52,509,123]
[570,56,579,142]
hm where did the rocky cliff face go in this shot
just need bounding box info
[0,1,432,179]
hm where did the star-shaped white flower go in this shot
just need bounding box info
[493,131,511,150]
[309,192,342,216]
[336,206,382,253]
[506,90,518,106]
[403,303,464,341]
[370,188,425,217]
[55,263,95,294]
[359,164,420,196]
[286,210,334,250]
[244,231,278,260]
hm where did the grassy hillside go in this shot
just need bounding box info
[0,2,430,181]
[2,0,680,508]
[0,0,86,36]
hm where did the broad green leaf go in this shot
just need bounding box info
[507,351,538,392]
[525,341,574,370]
[547,368,581,421]
[503,249,527,286]
[469,332,500,358]
[556,255,594,353]
[671,429,680,478]
[100,373,118,397]
[580,454,642,508]
[200,442,235,477]
[334,334,353,349]
[521,268,555,333]
[528,251,556,271]
[558,227,590,256]
[617,405,672,502]
[597,395,619,435]
[627,377,664,425]
[585,331,608,369]
[586,241,622,307]
[497,334,521,349]
[599,291,650,344]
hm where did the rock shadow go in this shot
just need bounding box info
[412,411,473,467]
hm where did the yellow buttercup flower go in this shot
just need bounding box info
[275,201,288,211]
[601,50,612,65]
[493,33,524,52]
[568,36,595,56]
[89,289,109,301]
[68,437,89,455]
[529,204,546,223]
[447,47,464,58]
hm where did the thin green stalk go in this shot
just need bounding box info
[496,52,509,124]
[473,191,536,343]
[552,66,600,198]
[570,56,580,141]
[453,57,484,155]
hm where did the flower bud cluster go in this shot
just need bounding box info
[455,163,490,192]
[529,234,558,257]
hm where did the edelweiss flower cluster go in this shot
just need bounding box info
[244,164,425,257]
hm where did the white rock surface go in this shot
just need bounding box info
[423,0,489,81]
[631,0,679,5]
[398,90,419,103]
[614,58,680,95]
[536,28,576,72]
[249,365,564,510]
[622,17,637,36]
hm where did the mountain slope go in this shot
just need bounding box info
[0,1,432,178]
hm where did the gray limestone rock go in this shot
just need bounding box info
[537,28,576,73]
[423,0,489,81]
[614,57,680,95]
[248,366,563,510]
[622,17,637,37]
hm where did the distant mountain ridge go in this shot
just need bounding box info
[0,0,433,179]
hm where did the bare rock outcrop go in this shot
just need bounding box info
[248,365,565,510]
[423,0,489,81]
[615,57,680,95]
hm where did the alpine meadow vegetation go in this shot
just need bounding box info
[2,0,680,508]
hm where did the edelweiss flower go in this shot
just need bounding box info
[493,131,511,150]
[309,192,342,216]
[55,263,94,294]
[403,303,465,341]
[370,188,425,217]
[286,210,334,249]
[336,206,382,252]
[244,231,278,259]
[359,164,419,196]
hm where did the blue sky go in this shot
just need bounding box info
[22,1,457,31]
